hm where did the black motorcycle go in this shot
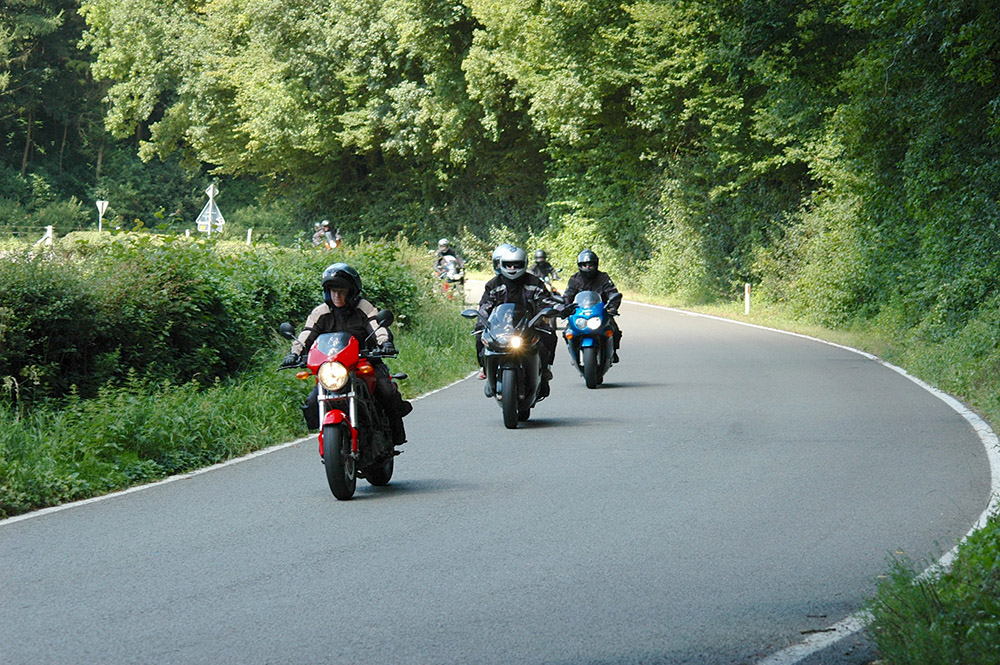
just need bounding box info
[462,303,556,429]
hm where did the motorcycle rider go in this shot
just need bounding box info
[473,243,519,379]
[528,249,559,283]
[433,238,464,272]
[477,246,560,395]
[282,263,412,444]
[561,249,623,363]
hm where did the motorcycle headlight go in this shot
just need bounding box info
[586,316,602,330]
[574,316,588,330]
[507,335,523,349]
[318,361,349,391]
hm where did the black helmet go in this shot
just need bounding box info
[498,246,528,281]
[491,243,515,275]
[322,262,362,308]
[577,249,598,275]
[534,249,547,262]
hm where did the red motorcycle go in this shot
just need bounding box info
[279,312,406,500]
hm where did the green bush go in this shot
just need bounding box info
[0,233,431,410]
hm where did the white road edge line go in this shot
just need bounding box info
[628,300,1000,664]
[0,371,479,528]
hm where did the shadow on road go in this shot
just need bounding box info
[349,478,482,500]
[508,416,608,429]
[560,380,668,390]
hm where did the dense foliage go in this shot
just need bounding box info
[5,1,998,333]
[0,236,474,517]
[0,233,421,408]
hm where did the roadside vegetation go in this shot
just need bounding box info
[0,235,475,518]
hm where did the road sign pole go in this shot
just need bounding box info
[97,200,109,232]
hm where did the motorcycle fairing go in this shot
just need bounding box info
[308,332,360,369]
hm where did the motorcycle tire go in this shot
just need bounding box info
[323,423,357,500]
[583,346,599,389]
[501,367,519,429]
[365,456,394,486]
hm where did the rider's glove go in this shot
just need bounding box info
[281,352,301,367]
[379,341,397,355]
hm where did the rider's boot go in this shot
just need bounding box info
[391,418,407,445]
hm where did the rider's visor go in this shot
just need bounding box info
[318,361,349,391]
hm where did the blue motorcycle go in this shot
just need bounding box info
[563,291,614,388]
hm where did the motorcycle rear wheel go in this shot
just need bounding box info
[583,346,599,389]
[501,367,519,429]
[323,424,356,500]
[365,456,394,486]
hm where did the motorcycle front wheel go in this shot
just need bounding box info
[583,346,599,389]
[501,367,519,429]
[323,424,357,500]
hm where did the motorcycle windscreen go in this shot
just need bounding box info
[309,332,360,367]
[487,303,527,333]
[573,290,602,308]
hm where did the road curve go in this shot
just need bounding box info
[1,298,994,665]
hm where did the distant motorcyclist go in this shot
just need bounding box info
[528,249,559,283]
[562,249,622,363]
[477,246,560,393]
[433,238,464,272]
[282,263,412,444]
[312,220,342,249]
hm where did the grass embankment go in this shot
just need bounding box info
[0,237,476,519]
[0,307,474,519]
[625,287,1000,665]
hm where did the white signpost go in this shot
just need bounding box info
[195,184,225,236]
[96,200,109,232]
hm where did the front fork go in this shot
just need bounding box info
[318,385,359,459]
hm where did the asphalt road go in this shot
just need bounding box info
[1,296,994,665]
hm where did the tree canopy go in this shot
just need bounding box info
[1,0,998,334]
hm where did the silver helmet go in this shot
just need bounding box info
[498,246,527,280]
[491,243,516,275]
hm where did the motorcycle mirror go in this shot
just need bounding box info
[460,309,479,319]
[528,308,555,328]
[278,322,296,340]
[376,309,394,328]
